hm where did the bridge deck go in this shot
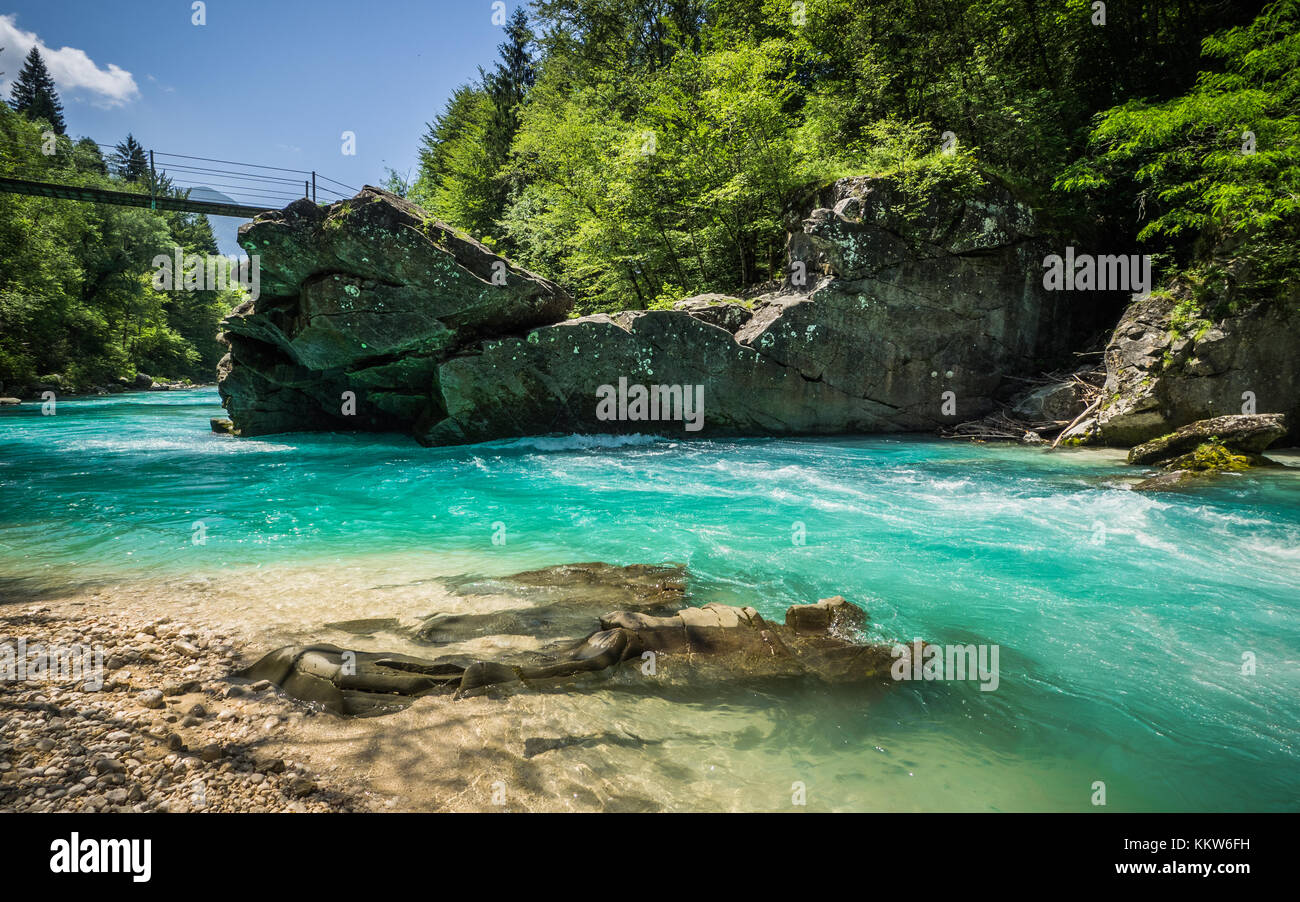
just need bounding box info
[0,175,274,218]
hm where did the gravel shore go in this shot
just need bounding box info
[0,603,372,813]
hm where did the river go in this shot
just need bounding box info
[1,389,1297,811]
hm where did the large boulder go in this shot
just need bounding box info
[217,188,570,437]
[419,309,904,444]
[218,176,1114,445]
[764,176,1117,425]
[420,174,1107,444]
[671,294,753,332]
[1097,284,1300,446]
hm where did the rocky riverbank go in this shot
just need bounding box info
[0,562,920,812]
[0,603,371,813]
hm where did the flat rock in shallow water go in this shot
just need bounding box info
[323,617,403,636]
[1132,469,1203,493]
[238,594,900,716]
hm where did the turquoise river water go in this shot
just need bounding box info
[1,389,1297,811]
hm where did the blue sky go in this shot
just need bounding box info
[2,1,512,247]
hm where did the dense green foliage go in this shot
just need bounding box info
[2,2,1293,392]
[0,89,244,393]
[1059,0,1300,309]
[414,0,1291,315]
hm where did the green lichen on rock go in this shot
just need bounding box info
[218,188,570,437]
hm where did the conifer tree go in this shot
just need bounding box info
[112,134,149,183]
[481,8,535,225]
[8,46,66,135]
[484,8,535,165]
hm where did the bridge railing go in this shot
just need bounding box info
[0,134,358,218]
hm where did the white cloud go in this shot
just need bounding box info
[0,14,139,108]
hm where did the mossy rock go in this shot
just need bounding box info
[1127,413,1287,465]
[1162,441,1255,473]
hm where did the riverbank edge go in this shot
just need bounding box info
[0,599,375,813]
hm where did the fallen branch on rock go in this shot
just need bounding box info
[1050,397,1102,450]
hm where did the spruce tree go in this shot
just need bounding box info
[481,8,536,230]
[170,213,219,256]
[112,134,149,183]
[9,47,66,135]
[485,8,535,161]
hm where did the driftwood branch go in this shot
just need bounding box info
[1049,397,1102,450]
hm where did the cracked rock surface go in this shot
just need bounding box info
[217,187,570,437]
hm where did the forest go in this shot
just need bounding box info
[0,46,241,394]
[1,0,1297,392]
[410,0,1298,317]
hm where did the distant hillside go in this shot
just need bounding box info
[185,186,262,257]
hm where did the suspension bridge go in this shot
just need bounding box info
[0,139,360,219]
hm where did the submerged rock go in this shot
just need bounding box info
[323,617,402,637]
[236,645,466,717]
[415,562,686,646]
[1132,469,1206,492]
[238,574,901,717]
